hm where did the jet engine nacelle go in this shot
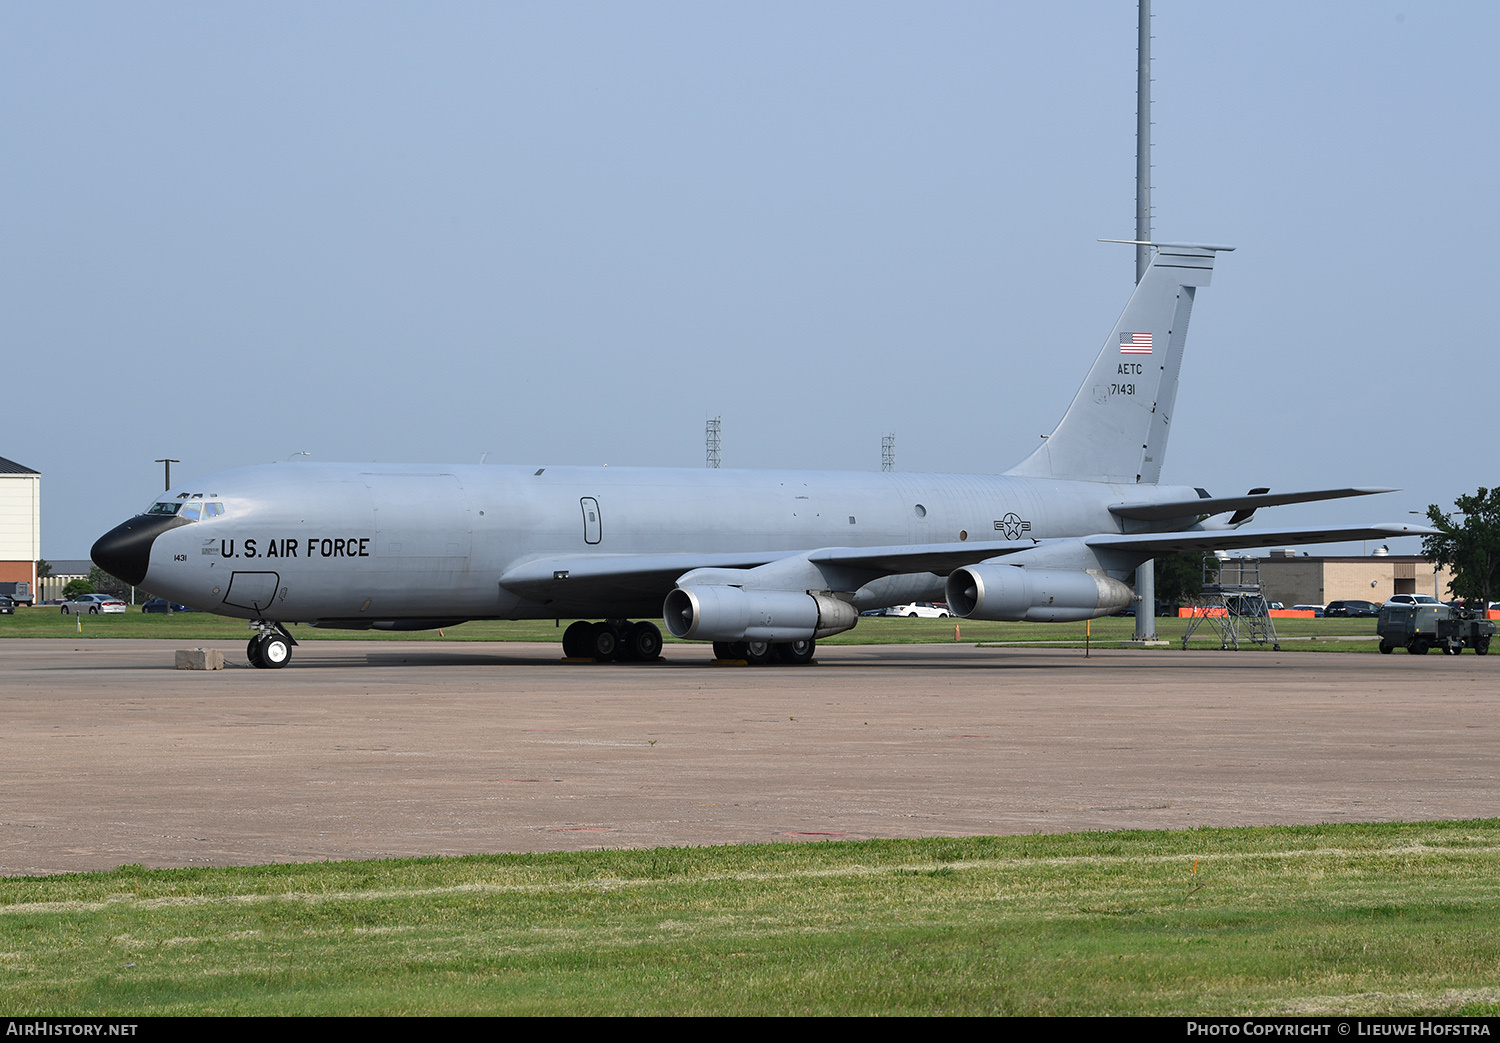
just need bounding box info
[663,586,859,642]
[944,564,1135,622]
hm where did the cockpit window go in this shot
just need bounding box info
[145,500,224,520]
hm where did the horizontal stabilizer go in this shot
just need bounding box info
[1085,521,1435,557]
[1109,486,1397,522]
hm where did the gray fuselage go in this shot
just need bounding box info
[131,461,1197,626]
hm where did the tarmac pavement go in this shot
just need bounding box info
[1,638,1495,875]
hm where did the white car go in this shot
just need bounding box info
[61,594,127,614]
[1383,594,1442,608]
[885,602,952,618]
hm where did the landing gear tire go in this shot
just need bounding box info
[589,622,619,661]
[261,635,291,668]
[741,640,775,666]
[562,620,593,659]
[1379,641,1394,654]
[773,638,816,664]
[624,621,663,662]
[248,632,292,669]
[713,641,737,661]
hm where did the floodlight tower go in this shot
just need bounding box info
[705,417,721,468]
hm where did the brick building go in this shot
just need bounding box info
[1249,550,1454,608]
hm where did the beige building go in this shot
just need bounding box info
[0,456,40,596]
[1248,550,1455,608]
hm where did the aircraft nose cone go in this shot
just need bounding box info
[91,515,187,587]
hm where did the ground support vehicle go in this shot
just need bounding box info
[0,582,32,606]
[1378,602,1493,655]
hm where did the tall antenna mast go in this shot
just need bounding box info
[1133,0,1158,642]
[1136,0,1152,284]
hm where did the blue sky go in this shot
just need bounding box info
[4,2,1494,557]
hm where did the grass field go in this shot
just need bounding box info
[3,822,1499,1015]
[0,605,1381,650]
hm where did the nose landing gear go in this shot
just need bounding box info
[247,622,297,669]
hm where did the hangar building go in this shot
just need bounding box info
[0,456,40,596]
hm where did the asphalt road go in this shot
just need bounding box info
[2,638,1494,875]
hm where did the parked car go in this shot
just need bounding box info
[0,596,14,615]
[141,599,192,614]
[1324,600,1380,618]
[1383,594,1442,608]
[1117,600,1176,617]
[60,594,126,614]
[1290,604,1325,617]
[876,602,952,618]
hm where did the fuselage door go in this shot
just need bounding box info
[223,571,281,613]
[581,497,602,545]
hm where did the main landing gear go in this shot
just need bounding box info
[247,622,297,669]
[712,638,816,665]
[562,620,664,662]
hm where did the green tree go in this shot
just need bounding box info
[88,565,131,600]
[35,559,51,579]
[1152,551,1217,606]
[62,578,95,599]
[1424,488,1500,604]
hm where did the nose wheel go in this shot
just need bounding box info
[247,623,295,669]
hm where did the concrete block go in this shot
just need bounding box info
[175,648,225,670]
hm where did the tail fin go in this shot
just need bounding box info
[1006,242,1231,485]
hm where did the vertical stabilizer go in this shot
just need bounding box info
[1006,243,1229,484]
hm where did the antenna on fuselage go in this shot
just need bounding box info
[154,459,179,491]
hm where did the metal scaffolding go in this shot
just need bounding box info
[1181,555,1281,650]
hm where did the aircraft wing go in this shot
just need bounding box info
[1108,486,1396,522]
[805,540,1037,576]
[1084,521,1435,556]
[500,539,1039,603]
[498,551,790,601]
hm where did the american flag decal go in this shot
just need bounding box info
[1120,331,1153,355]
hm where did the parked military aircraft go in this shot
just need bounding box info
[92,242,1430,668]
